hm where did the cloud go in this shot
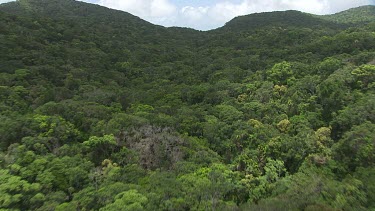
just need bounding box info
[0,0,13,4]
[98,0,372,30]
[98,0,176,23]
[325,0,373,13]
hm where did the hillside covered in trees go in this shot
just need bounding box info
[0,0,374,210]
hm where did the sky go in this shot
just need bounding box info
[1,0,375,30]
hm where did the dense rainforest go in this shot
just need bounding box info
[0,0,374,210]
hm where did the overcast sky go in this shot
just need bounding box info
[1,0,375,30]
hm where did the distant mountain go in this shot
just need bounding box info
[321,5,375,24]
[217,5,375,32]
[0,0,201,73]
[219,10,344,32]
[1,0,373,77]
[0,0,201,44]
[1,1,373,32]
[0,0,148,25]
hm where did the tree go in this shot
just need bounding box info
[30,114,81,153]
[178,164,238,210]
[0,169,42,210]
[100,189,148,211]
[351,64,375,89]
[333,122,375,171]
[266,61,294,85]
[83,134,118,165]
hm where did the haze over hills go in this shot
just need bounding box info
[0,0,374,210]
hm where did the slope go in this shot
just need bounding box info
[219,10,344,32]
[321,5,375,24]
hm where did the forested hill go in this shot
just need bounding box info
[321,5,375,24]
[219,10,344,32]
[0,0,375,210]
[0,0,148,24]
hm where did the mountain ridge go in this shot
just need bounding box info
[1,0,374,31]
[218,10,345,32]
[321,5,375,24]
[0,0,156,29]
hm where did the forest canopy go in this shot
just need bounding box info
[0,0,374,210]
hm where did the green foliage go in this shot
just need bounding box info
[321,6,375,24]
[100,189,148,211]
[352,64,375,89]
[354,167,375,208]
[83,135,118,165]
[266,61,294,85]
[0,169,42,210]
[333,122,375,171]
[0,1,374,210]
